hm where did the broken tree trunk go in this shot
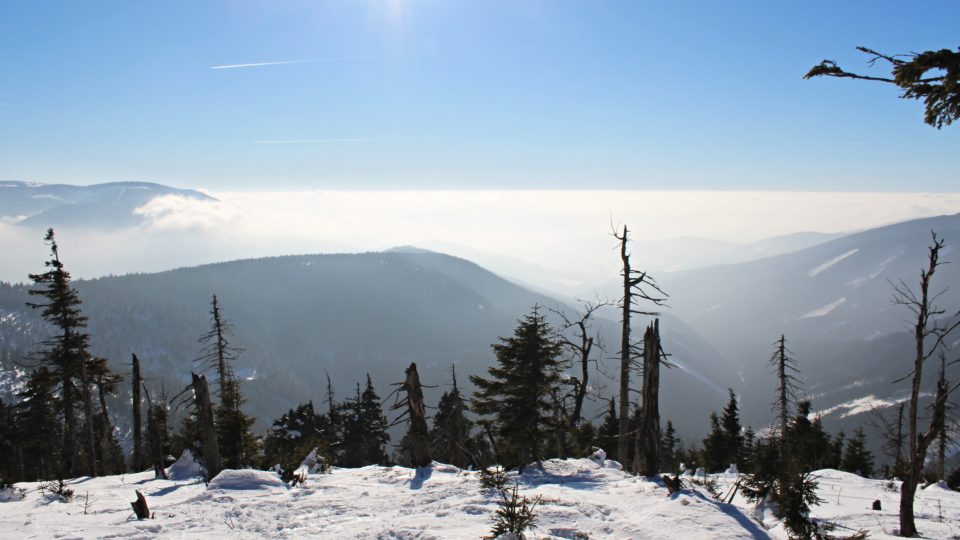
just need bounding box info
[617,225,633,465]
[192,372,222,479]
[130,490,150,519]
[633,319,662,477]
[79,357,99,477]
[143,385,168,480]
[96,377,115,475]
[132,353,143,472]
[403,363,432,468]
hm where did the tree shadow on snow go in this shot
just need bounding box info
[517,465,606,490]
[674,490,770,540]
[148,481,202,497]
[408,466,432,490]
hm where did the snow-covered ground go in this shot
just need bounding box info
[2,455,958,539]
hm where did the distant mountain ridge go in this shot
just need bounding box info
[0,180,214,228]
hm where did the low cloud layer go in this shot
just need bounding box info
[5,190,960,292]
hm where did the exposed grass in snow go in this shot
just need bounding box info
[2,458,958,539]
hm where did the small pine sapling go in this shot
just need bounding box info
[478,465,509,496]
[488,482,541,540]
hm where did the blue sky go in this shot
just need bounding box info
[1,1,957,191]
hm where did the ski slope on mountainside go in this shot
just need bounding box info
[3,454,959,539]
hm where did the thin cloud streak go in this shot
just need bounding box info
[209,53,426,70]
[255,138,383,144]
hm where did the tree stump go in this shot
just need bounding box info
[131,490,151,520]
[872,499,882,511]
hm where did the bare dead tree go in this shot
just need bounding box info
[196,295,242,396]
[131,353,143,472]
[612,225,667,468]
[870,402,907,479]
[891,232,960,537]
[549,299,609,428]
[769,335,801,462]
[389,362,432,468]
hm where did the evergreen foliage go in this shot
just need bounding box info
[720,389,743,469]
[840,428,875,478]
[12,368,62,481]
[786,401,833,472]
[26,229,114,478]
[262,401,331,480]
[429,370,477,469]
[340,376,390,467]
[488,483,541,540]
[597,399,619,462]
[702,412,727,473]
[806,46,960,128]
[470,307,564,469]
[660,420,679,474]
[701,391,746,473]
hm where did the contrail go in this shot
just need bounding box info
[255,138,382,144]
[210,60,311,70]
[210,53,425,70]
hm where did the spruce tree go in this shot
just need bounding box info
[471,307,564,469]
[262,401,331,478]
[660,420,678,474]
[827,431,845,470]
[720,389,743,469]
[13,368,62,481]
[741,426,756,473]
[359,375,389,465]
[841,427,874,478]
[27,229,109,477]
[597,399,619,461]
[702,412,727,472]
[430,368,475,469]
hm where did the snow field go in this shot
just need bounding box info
[2,457,958,539]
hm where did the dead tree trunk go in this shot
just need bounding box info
[769,335,799,464]
[613,225,666,470]
[96,376,115,475]
[616,225,633,465]
[192,372,222,479]
[143,385,168,480]
[393,363,432,468]
[79,357,99,476]
[132,354,143,472]
[633,319,662,477]
[550,301,606,429]
[893,233,960,537]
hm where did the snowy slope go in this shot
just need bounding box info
[3,457,958,539]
